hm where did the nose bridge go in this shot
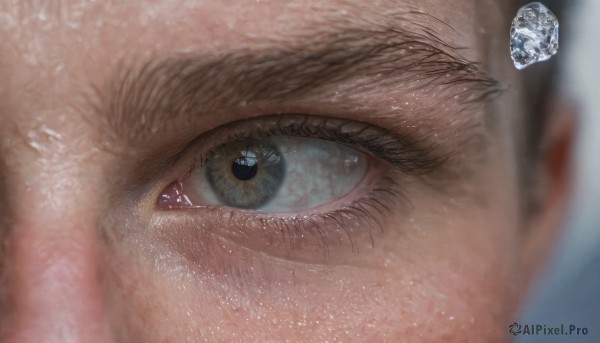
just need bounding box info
[6,223,110,342]
[0,163,113,342]
[0,15,116,341]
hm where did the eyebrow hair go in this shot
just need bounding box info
[99,22,501,147]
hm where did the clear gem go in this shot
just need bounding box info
[510,2,559,70]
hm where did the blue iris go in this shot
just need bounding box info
[205,140,285,209]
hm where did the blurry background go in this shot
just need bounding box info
[516,0,600,342]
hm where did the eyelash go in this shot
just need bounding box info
[173,176,406,259]
[159,114,437,258]
[183,114,442,174]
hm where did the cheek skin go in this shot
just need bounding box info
[104,169,519,342]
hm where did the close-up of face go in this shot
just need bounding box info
[0,0,574,342]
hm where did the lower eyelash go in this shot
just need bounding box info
[171,175,407,263]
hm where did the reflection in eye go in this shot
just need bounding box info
[200,137,367,211]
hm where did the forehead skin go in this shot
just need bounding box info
[0,0,524,342]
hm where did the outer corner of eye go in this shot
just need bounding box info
[156,180,194,210]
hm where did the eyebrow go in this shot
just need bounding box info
[100,22,501,147]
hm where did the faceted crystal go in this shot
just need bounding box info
[510,2,559,70]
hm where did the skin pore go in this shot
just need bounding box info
[0,0,570,342]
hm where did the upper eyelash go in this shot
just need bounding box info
[272,115,444,172]
[184,114,445,176]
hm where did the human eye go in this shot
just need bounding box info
[166,134,367,212]
[154,114,441,263]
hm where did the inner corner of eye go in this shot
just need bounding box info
[158,136,372,212]
[156,180,195,210]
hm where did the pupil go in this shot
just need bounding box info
[231,154,258,181]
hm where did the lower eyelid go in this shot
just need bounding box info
[153,176,407,264]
